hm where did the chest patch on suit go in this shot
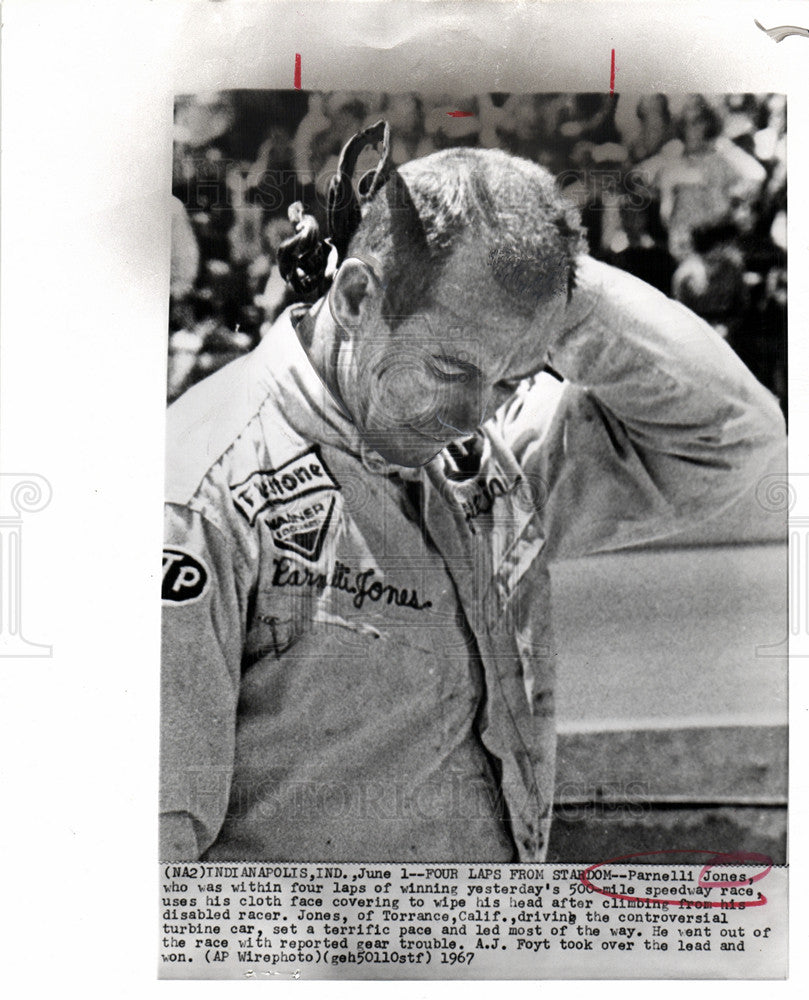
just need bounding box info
[460,472,523,524]
[230,446,340,525]
[264,494,337,562]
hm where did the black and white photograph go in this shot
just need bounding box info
[2,0,805,991]
[162,87,787,867]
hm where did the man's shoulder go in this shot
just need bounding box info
[576,255,665,301]
[570,255,688,335]
[165,347,271,507]
[164,320,311,510]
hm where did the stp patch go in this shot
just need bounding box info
[230,447,340,526]
[162,548,209,603]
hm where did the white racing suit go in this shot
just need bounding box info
[161,257,785,862]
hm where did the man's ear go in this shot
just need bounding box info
[329,256,384,336]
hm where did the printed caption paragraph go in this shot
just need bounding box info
[159,858,786,978]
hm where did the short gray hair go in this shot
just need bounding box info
[348,146,587,326]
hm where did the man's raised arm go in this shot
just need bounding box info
[504,256,786,559]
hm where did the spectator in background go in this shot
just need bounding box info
[624,94,675,161]
[634,95,766,261]
[727,255,786,413]
[672,239,748,340]
[385,93,434,163]
[245,126,295,195]
[722,183,786,412]
[606,195,676,296]
[292,92,332,187]
[169,90,786,413]
[721,93,766,159]
[559,138,634,257]
[293,92,386,202]
[498,93,571,172]
[559,94,619,147]
[254,216,297,335]
[226,161,265,266]
[169,196,200,300]
[172,92,236,263]
[475,93,508,149]
[755,94,786,193]
[241,125,300,228]
[422,93,482,149]
[173,91,236,172]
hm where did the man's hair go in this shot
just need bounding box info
[676,94,722,143]
[346,146,588,327]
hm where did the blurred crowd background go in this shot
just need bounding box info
[169,91,787,414]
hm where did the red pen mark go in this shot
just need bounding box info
[698,850,773,889]
[609,48,616,95]
[294,53,301,90]
[580,849,772,908]
[447,110,475,118]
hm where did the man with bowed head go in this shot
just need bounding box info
[161,134,784,862]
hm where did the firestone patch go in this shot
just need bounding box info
[230,447,340,525]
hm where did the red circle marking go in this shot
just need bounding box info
[698,850,773,889]
[579,848,771,908]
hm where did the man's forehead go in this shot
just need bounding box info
[418,244,564,371]
[431,239,531,313]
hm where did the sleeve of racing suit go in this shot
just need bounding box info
[502,257,786,559]
[160,503,248,860]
